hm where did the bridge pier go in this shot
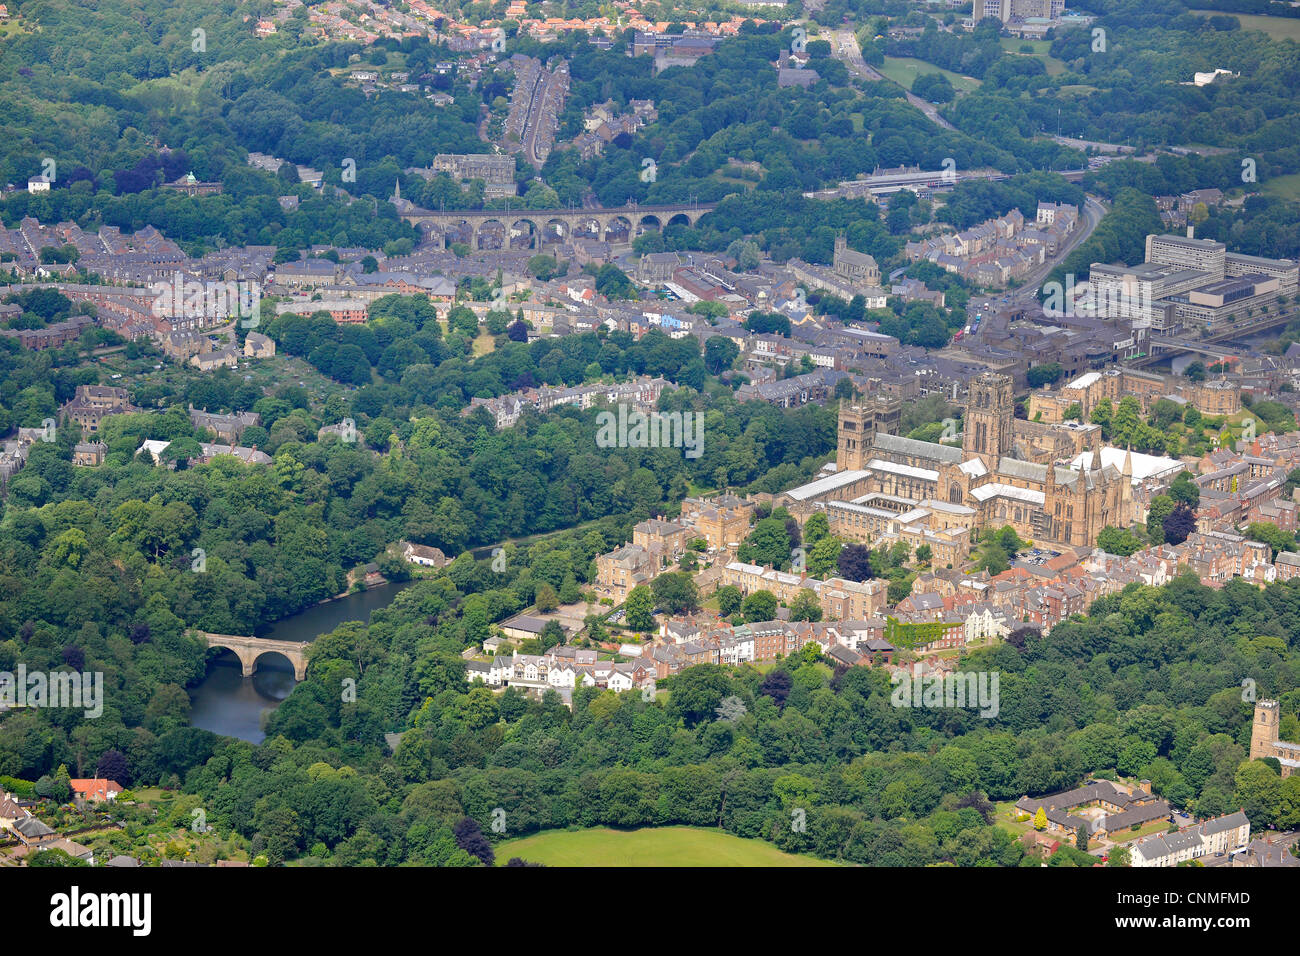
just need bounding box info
[400,205,714,248]
[196,631,309,683]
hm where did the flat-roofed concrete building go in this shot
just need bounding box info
[1145,233,1227,274]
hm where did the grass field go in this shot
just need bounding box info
[1263,172,1300,200]
[998,38,1068,76]
[495,826,835,867]
[879,56,981,94]
[1191,10,1300,40]
[1111,819,1175,843]
[994,799,1032,836]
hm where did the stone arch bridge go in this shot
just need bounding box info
[396,202,715,251]
[195,631,310,681]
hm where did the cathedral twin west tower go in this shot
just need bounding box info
[834,372,1146,551]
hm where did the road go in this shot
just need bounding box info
[521,61,567,167]
[1008,194,1108,303]
[961,195,1108,329]
[832,29,957,132]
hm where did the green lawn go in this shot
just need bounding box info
[878,56,981,94]
[994,799,1033,836]
[1192,10,1300,40]
[495,826,836,867]
[998,38,1067,76]
[1264,172,1300,200]
[1111,819,1175,843]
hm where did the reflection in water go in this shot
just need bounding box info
[189,659,295,744]
[189,582,417,743]
[258,580,416,643]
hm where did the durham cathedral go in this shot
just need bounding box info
[821,372,1171,552]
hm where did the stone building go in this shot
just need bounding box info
[1028,368,1242,424]
[59,385,135,433]
[836,396,903,471]
[1251,699,1300,777]
[830,372,1155,550]
[832,236,880,286]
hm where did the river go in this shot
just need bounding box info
[187,522,587,742]
[188,581,416,743]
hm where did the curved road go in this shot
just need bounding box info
[964,195,1109,326]
[1009,194,1108,304]
[833,29,957,131]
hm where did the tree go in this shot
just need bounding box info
[1075,826,1088,852]
[1107,845,1130,867]
[803,512,830,545]
[997,526,1024,554]
[667,666,732,726]
[807,535,842,578]
[538,620,565,652]
[1090,398,1113,437]
[1162,501,1196,546]
[535,582,559,613]
[760,668,793,708]
[447,305,479,338]
[976,541,1010,576]
[1033,807,1047,831]
[1169,471,1200,508]
[1063,402,1082,421]
[1026,363,1063,388]
[1146,495,1176,544]
[1233,760,1282,829]
[1097,526,1144,557]
[651,571,699,615]
[1246,522,1294,559]
[788,589,823,622]
[96,749,129,785]
[738,517,792,569]
[453,817,495,866]
[704,336,739,374]
[625,585,655,631]
[741,589,778,623]
[715,584,743,617]
[836,543,873,582]
[912,72,955,104]
[725,238,761,270]
[594,264,636,300]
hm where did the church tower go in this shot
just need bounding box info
[837,397,901,471]
[963,372,1014,468]
[1252,699,1280,761]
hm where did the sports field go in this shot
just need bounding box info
[878,56,981,93]
[495,826,836,866]
[1191,11,1300,41]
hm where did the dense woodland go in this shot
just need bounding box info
[7,524,1300,865]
